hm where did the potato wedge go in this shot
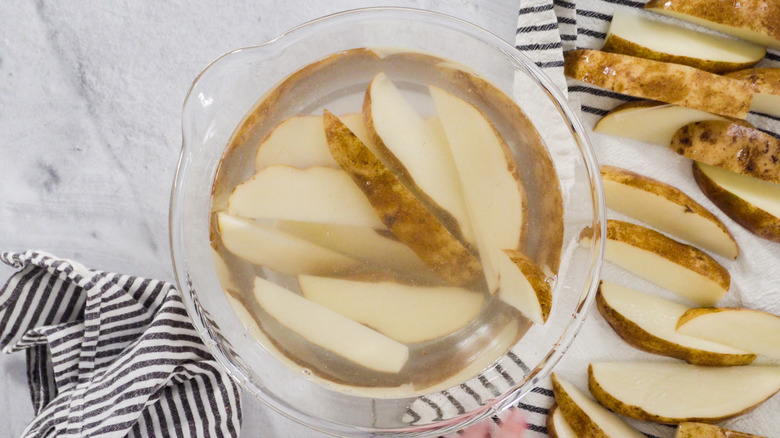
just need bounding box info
[603,12,765,74]
[692,162,780,242]
[601,165,738,258]
[644,0,780,50]
[589,362,780,424]
[322,110,482,286]
[671,121,780,184]
[580,220,730,306]
[677,307,780,360]
[298,275,484,343]
[253,277,409,373]
[217,213,360,275]
[563,49,753,118]
[597,281,754,366]
[498,250,552,324]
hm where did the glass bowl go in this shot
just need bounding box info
[170,7,605,437]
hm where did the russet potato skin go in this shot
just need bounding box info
[726,68,780,96]
[644,0,780,49]
[322,110,482,286]
[673,121,780,184]
[563,49,753,118]
[675,421,764,438]
[602,34,760,74]
[692,162,780,243]
[595,284,754,366]
[551,374,610,438]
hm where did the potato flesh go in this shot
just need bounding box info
[227,165,385,228]
[254,114,375,170]
[677,309,780,360]
[602,177,737,258]
[298,275,484,343]
[217,213,360,275]
[553,375,645,437]
[594,103,725,146]
[697,163,780,218]
[549,405,578,438]
[752,94,780,117]
[498,250,548,324]
[600,282,749,355]
[253,277,409,374]
[590,362,780,420]
[608,12,765,64]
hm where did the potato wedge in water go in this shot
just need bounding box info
[323,110,482,286]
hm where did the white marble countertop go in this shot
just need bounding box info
[0,1,519,436]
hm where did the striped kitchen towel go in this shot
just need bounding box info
[0,250,241,438]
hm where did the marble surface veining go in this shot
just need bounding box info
[0,1,518,436]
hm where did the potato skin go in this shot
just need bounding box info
[726,68,780,95]
[692,162,780,243]
[673,121,780,184]
[503,249,552,323]
[602,34,759,74]
[323,110,482,286]
[563,49,752,118]
[596,284,754,366]
[676,421,764,438]
[551,374,610,438]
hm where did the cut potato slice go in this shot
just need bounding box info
[601,165,738,259]
[297,275,484,343]
[603,12,765,74]
[644,0,780,50]
[676,422,764,438]
[563,49,753,118]
[672,121,780,184]
[364,72,475,244]
[276,221,434,280]
[551,374,645,438]
[253,277,409,373]
[726,68,780,117]
[429,85,525,292]
[580,220,730,306]
[323,110,482,286]
[677,308,780,360]
[254,113,375,170]
[224,292,415,398]
[692,162,780,243]
[217,213,360,275]
[227,165,384,228]
[594,101,727,147]
[588,361,780,424]
[498,250,551,324]
[597,281,754,365]
[547,404,578,438]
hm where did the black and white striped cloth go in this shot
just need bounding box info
[0,250,241,438]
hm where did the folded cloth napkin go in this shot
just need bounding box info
[0,251,241,438]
